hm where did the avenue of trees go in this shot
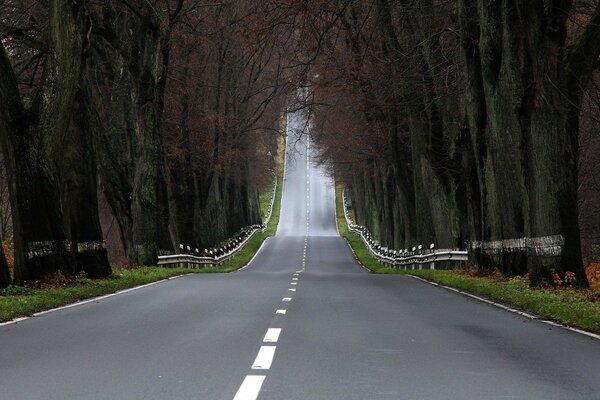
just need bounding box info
[0,0,304,286]
[307,0,600,287]
[1,0,599,289]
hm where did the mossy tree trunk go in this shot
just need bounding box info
[0,0,112,282]
[458,0,600,286]
[0,59,73,283]
[44,0,111,278]
[128,12,163,265]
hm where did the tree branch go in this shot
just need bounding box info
[565,3,600,103]
[0,23,46,51]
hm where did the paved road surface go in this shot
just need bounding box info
[1,111,599,400]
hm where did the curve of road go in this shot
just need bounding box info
[1,111,599,400]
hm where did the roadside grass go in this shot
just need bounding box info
[0,139,285,323]
[335,184,600,334]
[0,268,192,322]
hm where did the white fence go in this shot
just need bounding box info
[342,190,467,270]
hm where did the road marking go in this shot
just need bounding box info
[237,237,271,272]
[0,317,28,327]
[292,277,298,280]
[275,309,287,314]
[251,346,276,369]
[288,288,296,292]
[263,328,282,343]
[282,297,292,301]
[233,375,266,400]
[408,275,600,341]
[0,275,188,326]
[291,282,297,285]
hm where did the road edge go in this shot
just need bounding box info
[407,274,600,341]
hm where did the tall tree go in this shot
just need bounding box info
[0,0,111,283]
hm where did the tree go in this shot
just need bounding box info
[0,0,110,283]
[308,0,599,287]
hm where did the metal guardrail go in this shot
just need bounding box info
[342,190,468,270]
[157,173,278,268]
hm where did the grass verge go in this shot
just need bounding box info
[335,184,600,334]
[0,147,285,323]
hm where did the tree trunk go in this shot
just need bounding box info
[0,246,10,288]
[0,33,73,284]
[459,0,595,286]
[44,1,111,277]
[129,14,164,266]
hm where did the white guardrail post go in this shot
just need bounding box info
[157,173,278,268]
[342,189,468,269]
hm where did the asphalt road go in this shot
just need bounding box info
[1,112,599,400]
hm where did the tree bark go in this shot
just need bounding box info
[0,35,73,284]
[0,245,10,288]
[43,0,111,277]
[457,0,597,286]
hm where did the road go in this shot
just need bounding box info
[1,111,599,400]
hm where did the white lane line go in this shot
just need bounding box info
[291,282,297,285]
[275,309,287,314]
[263,328,282,343]
[0,275,188,326]
[282,297,292,301]
[0,317,28,327]
[237,237,271,272]
[292,277,298,281]
[233,375,266,400]
[288,288,296,292]
[251,346,276,369]
[408,275,600,341]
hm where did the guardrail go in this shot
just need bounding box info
[342,190,467,270]
[157,173,278,268]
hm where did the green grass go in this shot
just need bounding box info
[0,153,285,323]
[0,267,192,322]
[335,184,600,334]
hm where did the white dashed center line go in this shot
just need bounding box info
[233,375,266,400]
[252,346,276,370]
[275,309,286,315]
[282,297,292,302]
[263,328,282,343]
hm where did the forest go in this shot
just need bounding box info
[307,0,600,288]
[1,0,599,289]
[0,0,306,286]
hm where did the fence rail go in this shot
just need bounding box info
[157,173,278,268]
[342,190,467,270]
